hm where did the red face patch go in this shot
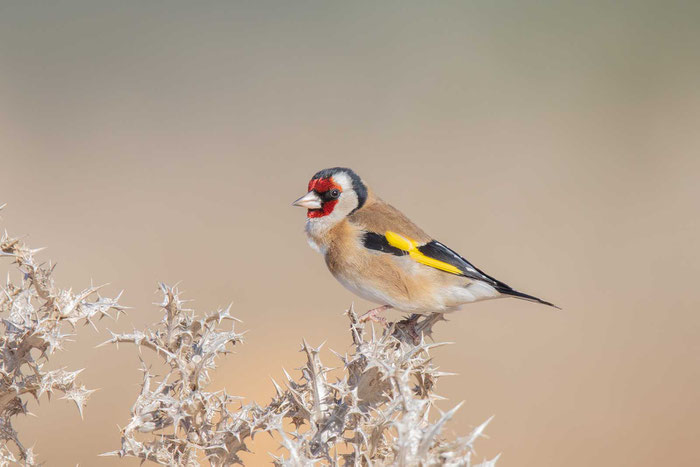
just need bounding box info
[307,200,338,218]
[308,178,339,192]
[307,177,342,218]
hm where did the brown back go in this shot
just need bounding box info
[348,195,432,243]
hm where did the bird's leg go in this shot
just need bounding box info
[406,313,421,341]
[358,305,393,326]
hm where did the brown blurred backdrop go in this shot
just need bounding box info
[1,1,699,465]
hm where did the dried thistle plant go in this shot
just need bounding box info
[106,287,500,467]
[264,309,499,467]
[0,205,124,465]
[0,205,501,466]
[101,284,256,466]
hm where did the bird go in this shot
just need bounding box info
[292,167,558,323]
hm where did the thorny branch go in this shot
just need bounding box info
[101,284,257,466]
[0,205,125,465]
[266,307,499,467]
[104,283,499,466]
[1,205,499,466]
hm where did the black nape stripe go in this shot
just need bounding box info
[363,232,407,257]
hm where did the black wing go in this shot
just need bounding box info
[362,233,559,308]
[416,240,507,286]
[362,232,408,257]
[361,232,497,283]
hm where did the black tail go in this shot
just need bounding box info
[495,285,560,309]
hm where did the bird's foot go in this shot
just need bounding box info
[394,313,445,345]
[358,305,392,326]
[395,314,421,344]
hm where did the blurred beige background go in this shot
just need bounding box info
[1,1,699,465]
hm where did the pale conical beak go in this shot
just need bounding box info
[292,191,322,209]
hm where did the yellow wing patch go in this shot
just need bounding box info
[385,231,463,275]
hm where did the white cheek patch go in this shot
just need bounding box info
[328,174,359,218]
[335,190,358,216]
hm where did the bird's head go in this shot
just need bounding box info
[293,167,368,222]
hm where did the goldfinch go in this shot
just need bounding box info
[293,167,557,321]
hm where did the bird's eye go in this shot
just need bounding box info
[329,189,340,199]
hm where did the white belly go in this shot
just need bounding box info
[334,270,501,314]
[334,273,398,307]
